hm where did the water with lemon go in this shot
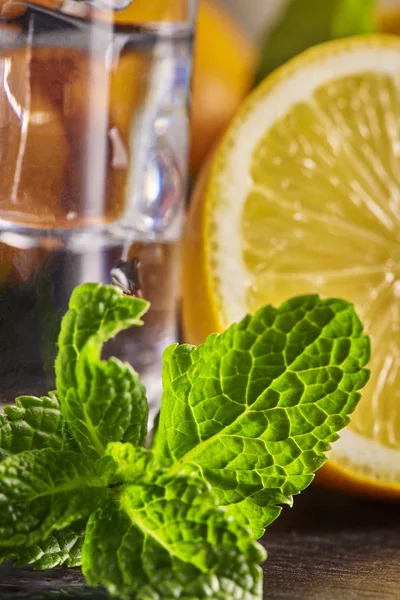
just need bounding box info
[0,2,193,419]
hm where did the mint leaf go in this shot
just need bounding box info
[256,0,377,84]
[0,521,85,569]
[0,393,63,459]
[55,283,150,458]
[0,282,372,599]
[82,462,265,600]
[106,441,160,484]
[0,449,107,548]
[154,296,370,537]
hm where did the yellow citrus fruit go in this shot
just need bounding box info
[190,0,258,171]
[112,0,189,23]
[111,0,258,172]
[183,35,400,499]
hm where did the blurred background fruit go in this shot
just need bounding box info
[189,0,258,172]
[112,0,189,21]
[103,0,259,173]
[225,0,400,85]
[255,0,377,84]
[377,1,400,34]
[223,0,400,38]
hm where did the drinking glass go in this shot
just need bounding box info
[0,0,196,421]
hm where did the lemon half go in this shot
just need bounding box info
[183,35,400,498]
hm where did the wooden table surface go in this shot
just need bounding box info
[1,487,399,599]
[263,487,400,599]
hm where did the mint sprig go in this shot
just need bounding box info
[0,393,63,458]
[55,284,150,458]
[83,448,265,600]
[0,521,85,570]
[0,449,109,548]
[154,296,370,537]
[0,283,370,599]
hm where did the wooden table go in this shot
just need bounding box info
[1,487,399,599]
[264,487,400,599]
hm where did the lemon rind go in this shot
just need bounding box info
[330,426,400,485]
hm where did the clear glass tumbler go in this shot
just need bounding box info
[0,0,196,420]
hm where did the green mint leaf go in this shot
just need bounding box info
[61,421,82,453]
[55,283,150,458]
[0,393,63,459]
[154,296,370,537]
[256,0,378,84]
[0,521,85,569]
[106,441,161,484]
[82,465,265,600]
[0,392,78,456]
[0,449,107,548]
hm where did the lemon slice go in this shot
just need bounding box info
[184,35,400,498]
